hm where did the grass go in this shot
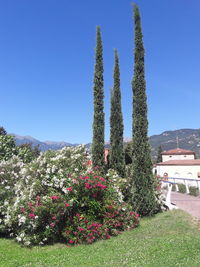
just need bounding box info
[1,210,200,267]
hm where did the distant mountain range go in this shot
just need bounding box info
[12,134,79,152]
[12,128,200,159]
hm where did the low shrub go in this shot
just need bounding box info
[178,184,186,194]
[189,186,199,197]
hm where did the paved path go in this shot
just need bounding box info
[171,192,200,219]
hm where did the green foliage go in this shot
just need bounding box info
[178,184,186,193]
[130,5,160,216]
[92,26,105,170]
[124,142,132,165]
[0,127,7,136]
[17,143,40,163]
[109,50,125,176]
[189,186,199,197]
[0,135,18,161]
[177,184,199,196]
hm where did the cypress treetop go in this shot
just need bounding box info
[92,26,105,169]
[110,49,125,176]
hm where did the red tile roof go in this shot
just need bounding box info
[161,148,194,155]
[157,159,200,166]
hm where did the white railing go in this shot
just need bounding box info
[160,177,200,210]
[161,177,200,197]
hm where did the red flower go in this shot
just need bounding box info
[85,183,92,189]
[65,203,69,207]
[66,187,72,191]
[51,196,59,200]
[69,240,74,244]
[21,207,25,213]
[29,213,35,219]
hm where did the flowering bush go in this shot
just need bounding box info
[0,145,140,246]
[0,156,24,233]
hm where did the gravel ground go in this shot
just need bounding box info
[171,192,200,219]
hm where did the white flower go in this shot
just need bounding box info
[16,236,22,242]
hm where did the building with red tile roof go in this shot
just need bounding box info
[156,147,200,180]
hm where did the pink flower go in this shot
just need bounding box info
[36,195,40,201]
[66,187,72,191]
[21,207,25,213]
[52,216,56,220]
[65,203,69,207]
[29,213,35,219]
[79,227,85,232]
[96,183,107,189]
[51,196,59,200]
[50,223,55,227]
[69,240,74,244]
[106,235,111,239]
[85,183,92,189]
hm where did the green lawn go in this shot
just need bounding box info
[1,210,200,267]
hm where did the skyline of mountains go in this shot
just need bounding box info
[11,128,200,159]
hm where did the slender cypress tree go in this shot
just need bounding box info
[110,49,125,176]
[92,26,105,169]
[131,5,159,216]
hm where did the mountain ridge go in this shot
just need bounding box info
[11,128,200,158]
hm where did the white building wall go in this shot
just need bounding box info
[156,165,200,186]
[162,154,194,162]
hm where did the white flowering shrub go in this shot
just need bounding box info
[0,145,140,246]
[0,155,25,233]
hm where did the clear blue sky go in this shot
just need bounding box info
[1,0,200,143]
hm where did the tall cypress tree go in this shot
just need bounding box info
[131,5,159,216]
[92,26,105,169]
[110,49,125,176]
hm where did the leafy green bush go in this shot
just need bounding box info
[189,186,199,197]
[0,135,18,161]
[178,184,186,193]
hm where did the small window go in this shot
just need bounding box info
[169,156,172,158]
[198,172,200,178]
[184,155,187,157]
